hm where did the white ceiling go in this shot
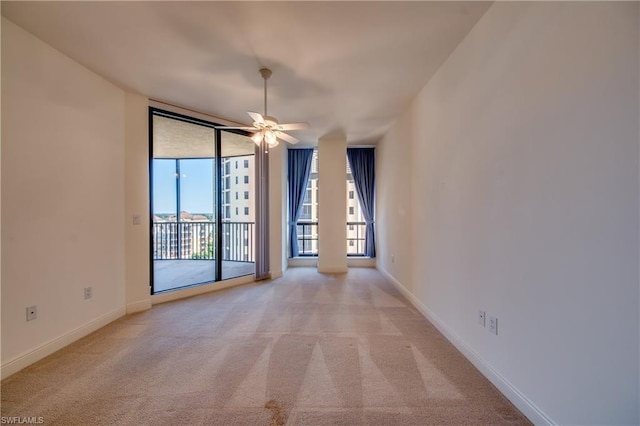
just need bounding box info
[2,1,491,146]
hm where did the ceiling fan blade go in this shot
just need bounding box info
[278,122,310,131]
[278,132,300,145]
[247,111,264,124]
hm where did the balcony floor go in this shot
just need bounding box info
[153,260,255,293]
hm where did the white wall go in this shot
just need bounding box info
[317,135,347,273]
[124,92,151,313]
[1,18,127,377]
[377,110,414,289]
[377,3,639,424]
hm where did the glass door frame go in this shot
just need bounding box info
[149,107,253,294]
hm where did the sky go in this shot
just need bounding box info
[153,159,214,214]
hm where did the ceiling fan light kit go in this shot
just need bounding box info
[217,67,310,148]
[251,128,278,147]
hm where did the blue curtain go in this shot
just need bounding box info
[288,149,314,257]
[347,148,376,257]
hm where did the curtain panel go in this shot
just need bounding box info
[347,148,376,257]
[287,149,314,257]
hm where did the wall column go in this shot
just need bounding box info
[268,143,287,278]
[317,134,347,273]
[124,92,151,313]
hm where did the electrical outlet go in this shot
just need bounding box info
[26,306,37,321]
[132,214,141,225]
[488,316,498,335]
[84,286,93,300]
[478,310,486,326]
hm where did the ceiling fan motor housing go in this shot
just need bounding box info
[263,116,279,127]
[253,115,280,130]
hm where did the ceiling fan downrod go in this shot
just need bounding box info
[260,67,272,117]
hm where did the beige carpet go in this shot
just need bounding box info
[1,267,530,425]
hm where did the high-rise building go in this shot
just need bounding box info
[346,161,366,255]
[221,155,256,261]
[297,151,319,255]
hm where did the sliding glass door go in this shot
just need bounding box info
[150,109,255,293]
[220,130,256,280]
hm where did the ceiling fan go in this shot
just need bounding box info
[218,68,310,147]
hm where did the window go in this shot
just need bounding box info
[244,159,249,168]
[289,149,318,257]
[235,160,238,169]
[300,205,312,220]
[244,207,249,215]
[224,192,230,204]
[244,175,249,184]
[346,151,371,257]
[235,207,238,215]
[225,162,230,174]
[235,192,238,200]
[235,176,238,184]
[224,206,230,218]
[244,191,249,200]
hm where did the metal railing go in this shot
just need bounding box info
[347,221,366,256]
[222,222,254,263]
[296,221,318,256]
[293,221,366,257]
[152,221,254,262]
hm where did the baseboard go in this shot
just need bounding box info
[288,257,318,267]
[377,266,555,426]
[317,265,348,274]
[346,257,376,268]
[0,306,126,380]
[126,298,152,314]
[289,258,375,269]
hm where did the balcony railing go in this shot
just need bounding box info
[296,221,318,256]
[153,221,254,262]
[293,221,366,257]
